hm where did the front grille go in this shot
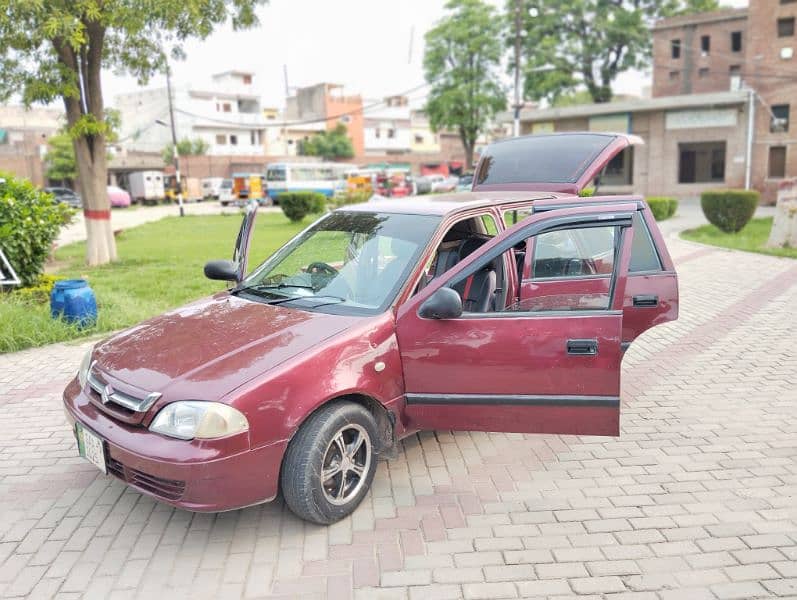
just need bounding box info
[85,364,161,426]
[106,455,185,501]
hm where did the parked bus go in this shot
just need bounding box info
[264,162,348,202]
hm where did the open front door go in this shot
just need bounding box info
[396,204,635,437]
[232,201,258,282]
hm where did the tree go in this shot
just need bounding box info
[46,108,121,186]
[300,124,355,161]
[162,137,210,164]
[45,133,78,186]
[512,0,719,104]
[0,1,265,266]
[424,0,506,168]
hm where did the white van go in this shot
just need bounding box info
[201,177,224,200]
[128,171,165,205]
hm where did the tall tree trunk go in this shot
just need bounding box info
[73,135,116,264]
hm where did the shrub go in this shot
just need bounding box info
[578,187,595,197]
[13,274,65,304]
[331,189,372,208]
[0,172,74,286]
[277,192,327,222]
[647,196,678,221]
[701,189,759,233]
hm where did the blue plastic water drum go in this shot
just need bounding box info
[50,279,97,327]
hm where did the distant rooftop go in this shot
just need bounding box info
[506,90,748,124]
[651,7,748,31]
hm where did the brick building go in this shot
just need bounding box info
[511,0,797,203]
[653,0,797,201]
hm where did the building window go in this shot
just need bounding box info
[778,17,795,37]
[699,67,710,78]
[671,39,681,59]
[230,134,238,145]
[387,128,395,139]
[242,74,252,84]
[414,134,424,144]
[223,103,231,112]
[782,0,797,4]
[602,147,634,186]
[215,134,226,145]
[669,70,680,81]
[769,146,787,178]
[216,103,220,112]
[678,141,726,184]
[701,35,711,55]
[375,128,381,139]
[729,65,741,75]
[771,104,790,132]
[731,31,743,52]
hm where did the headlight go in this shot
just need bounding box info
[149,401,249,440]
[78,347,93,388]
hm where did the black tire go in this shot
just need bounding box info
[280,402,378,524]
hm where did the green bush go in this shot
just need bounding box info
[277,192,327,222]
[13,274,65,304]
[332,189,372,208]
[647,196,678,221]
[578,187,595,197]
[0,172,74,286]
[700,189,759,233]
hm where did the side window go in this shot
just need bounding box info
[531,226,616,279]
[629,213,662,273]
[480,214,499,236]
[503,207,534,226]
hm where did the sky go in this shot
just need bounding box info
[103,0,749,110]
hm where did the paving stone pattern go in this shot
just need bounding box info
[1,224,796,599]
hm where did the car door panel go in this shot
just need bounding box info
[396,205,635,437]
[530,196,679,344]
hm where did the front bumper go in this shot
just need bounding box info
[63,377,286,512]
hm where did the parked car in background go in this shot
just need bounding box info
[64,133,678,525]
[219,179,235,206]
[107,185,131,208]
[201,177,224,200]
[431,175,459,193]
[456,173,473,192]
[45,186,82,208]
[128,170,165,205]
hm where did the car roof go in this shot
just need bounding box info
[339,191,558,217]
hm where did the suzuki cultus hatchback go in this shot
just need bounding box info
[64,133,678,524]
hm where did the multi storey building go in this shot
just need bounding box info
[115,71,268,156]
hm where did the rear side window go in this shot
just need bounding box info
[629,213,662,273]
[532,226,616,279]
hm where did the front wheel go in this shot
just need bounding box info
[280,402,378,524]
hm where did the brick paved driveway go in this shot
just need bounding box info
[2,222,796,599]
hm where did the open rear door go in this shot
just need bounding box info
[396,204,635,437]
[472,132,643,195]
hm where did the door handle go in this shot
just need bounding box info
[567,339,598,356]
[633,294,658,307]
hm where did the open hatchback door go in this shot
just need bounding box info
[472,132,643,195]
[396,203,638,437]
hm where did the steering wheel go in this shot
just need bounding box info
[306,262,338,277]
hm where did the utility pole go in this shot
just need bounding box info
[513,0,522,137]
[165,60,184,217]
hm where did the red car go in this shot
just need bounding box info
[63,133,678,524]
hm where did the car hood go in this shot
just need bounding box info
[92,293,360,400]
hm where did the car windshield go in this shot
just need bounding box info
[239,211,440,315]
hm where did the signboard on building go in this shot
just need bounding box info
[665,108,738,130]
[530,121,555,134]
[589,113,630,133]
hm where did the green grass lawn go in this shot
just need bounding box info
[0,212,307,354]
[681,217,797,260]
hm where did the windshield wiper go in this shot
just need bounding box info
[257,283,316,292]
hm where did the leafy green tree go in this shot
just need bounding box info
[512,0,719,104]
[45,133,78,186]
[162,137,210,164]
[300,124,355,161]
[424,0,506,169]
[0,1,265,266]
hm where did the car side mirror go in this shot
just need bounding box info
[204,259,239,282]
[418,287,463,320]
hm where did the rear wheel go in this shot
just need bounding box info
[280,402,377,524]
